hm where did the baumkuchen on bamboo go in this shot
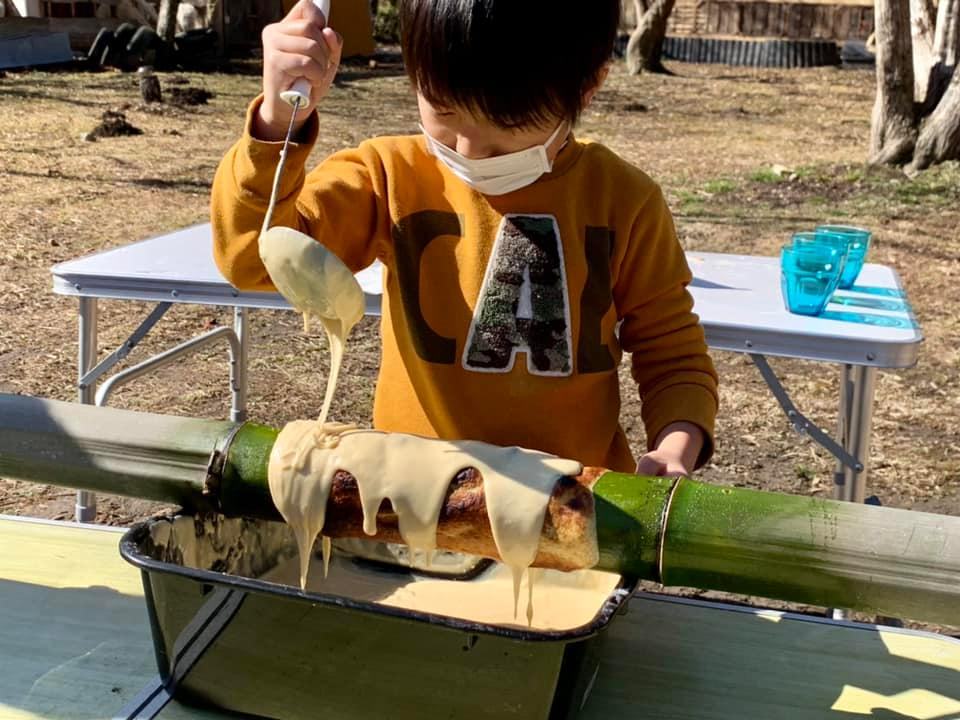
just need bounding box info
[318,465,604,572]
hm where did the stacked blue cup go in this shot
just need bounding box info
[780,236,844,316]
[815,225,871,289]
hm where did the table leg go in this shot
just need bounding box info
[76,297,98,523]
[831,364,879,621]
[833,364,878,504]
[232,307,249,423]
[833,364,853,502]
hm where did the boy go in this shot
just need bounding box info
[211,0,718,477]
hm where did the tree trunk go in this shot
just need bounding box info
[626,0,676,75]
[909,65,960,170]
[870,0,918,165]
[157,0,180,43]
[909,0,938,100]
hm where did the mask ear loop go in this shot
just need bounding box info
[538,121,571,172]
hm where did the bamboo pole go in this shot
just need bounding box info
[2,394,959,626]
[0,394,229,509]
[660,478,960,624]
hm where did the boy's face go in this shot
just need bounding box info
[417,93,568,161]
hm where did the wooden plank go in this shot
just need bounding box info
[583,594,960,719]
[692,0,704,32]
[826,5,840,37]
[707,0,720,33]
[753,1,769,35]
[811,5,827,37]
[769,2,783,35]
[787,4,803,38]
[800,4,816,37]
[1,518,958,720]
[836,6,852,39]
[717,3,730,33]
[670,0,699,35]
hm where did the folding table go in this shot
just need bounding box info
[51,225,922,522]
[2,514,957,720]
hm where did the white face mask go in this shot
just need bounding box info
[421,122,567,196]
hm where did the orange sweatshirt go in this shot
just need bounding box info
[211,100,718,472]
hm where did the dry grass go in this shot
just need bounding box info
[0,59,958,535]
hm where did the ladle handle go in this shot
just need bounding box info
[279,79,312,108]
[279,0,332,108]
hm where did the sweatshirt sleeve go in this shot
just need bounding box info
[210,96,388,291]
[613,184,719,469]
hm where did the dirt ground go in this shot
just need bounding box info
[1,54,958,623]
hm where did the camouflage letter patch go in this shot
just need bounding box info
[463,214,572,376]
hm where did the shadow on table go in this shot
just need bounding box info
[0,578,158,719]
[690,277,747,291]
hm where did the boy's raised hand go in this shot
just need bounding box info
[256,0,342,141]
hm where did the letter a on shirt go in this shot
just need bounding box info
[463,214,573,376]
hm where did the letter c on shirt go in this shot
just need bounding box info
[392,210,462,364]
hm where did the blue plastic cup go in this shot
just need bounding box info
[780,244,843,316]
[792,231,848,280]
[815,225,871,289]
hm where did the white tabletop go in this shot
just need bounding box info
[51,224,922,368]
[50,224,384,317]
[686,252,921,367]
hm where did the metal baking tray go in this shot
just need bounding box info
[120,513,638,720]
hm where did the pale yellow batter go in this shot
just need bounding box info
[258,225,364,428]
[260,553,620,632]
[267,422,585,621]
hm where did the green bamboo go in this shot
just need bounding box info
[2,394,960,626]
[218,421,280,520]
[661,479,960,624]
[592,472,674,580]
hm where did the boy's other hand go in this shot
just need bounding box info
[635,421,705,478]
[256,0,342,141]
[635,449,690,478]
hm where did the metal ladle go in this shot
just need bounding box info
[257,0,363,330]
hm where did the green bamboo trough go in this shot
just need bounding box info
[1,393,958,626]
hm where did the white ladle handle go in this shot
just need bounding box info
[279,0,332,108]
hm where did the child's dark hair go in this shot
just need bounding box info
[399,0,620,129]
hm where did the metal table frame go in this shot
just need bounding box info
[52,227,922,523]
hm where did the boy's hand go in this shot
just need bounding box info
[256,0,342,141]
[635,422,704,478]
